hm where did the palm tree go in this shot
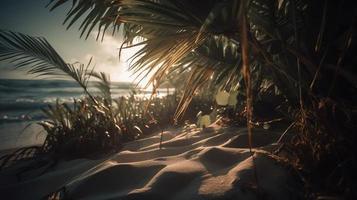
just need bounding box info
[45,0,357,196]
[43,0,355,118]
[1,0,356,196]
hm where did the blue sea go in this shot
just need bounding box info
[0,79,171,151]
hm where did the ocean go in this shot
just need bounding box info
[0,79,171,151]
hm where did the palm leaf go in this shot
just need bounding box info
[0,30,68,77]
[88,71,112,101]
[47,0,121,40]
[0,30,97,101]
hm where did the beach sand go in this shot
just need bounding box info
[0,121,46,153]
[0,124,301,199]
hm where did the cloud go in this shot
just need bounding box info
[72,32,142,83]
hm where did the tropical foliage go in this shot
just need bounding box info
[38,90,179,157]
[0,0,356,197]
[0,30,182,160]
[44,0,357,198]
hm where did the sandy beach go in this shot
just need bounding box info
[0,124,302,199]
[1,0,356,198]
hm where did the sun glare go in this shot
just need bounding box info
[81,32,148,86]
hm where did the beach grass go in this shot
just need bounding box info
[0,0,356,198]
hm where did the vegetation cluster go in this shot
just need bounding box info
[0,0,356,198]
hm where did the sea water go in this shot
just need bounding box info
[0,79,171,151]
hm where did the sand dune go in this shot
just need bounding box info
[0,125,302,199]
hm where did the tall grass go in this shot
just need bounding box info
[38,88,179,158]
[0,30,202,167]
[0,79,188,171]
[2,0,357,197]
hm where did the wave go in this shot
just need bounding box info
[0,102,47,111]
[0,114,46,124]
[0,97,76,111]
[0,78,78,87]
[0,79,135,91]
[0,79,172,126]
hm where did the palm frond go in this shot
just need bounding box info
[47,0,121,40]
[174,66,214,120]
[0,30,68,77]
[0,30,99,101]
[88,71,112,101]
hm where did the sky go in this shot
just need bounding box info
[0,0,139,82]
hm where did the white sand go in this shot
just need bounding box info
[0,122,46,152]
[0,125,301,199]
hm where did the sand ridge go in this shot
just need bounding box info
[0,125,302,199]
